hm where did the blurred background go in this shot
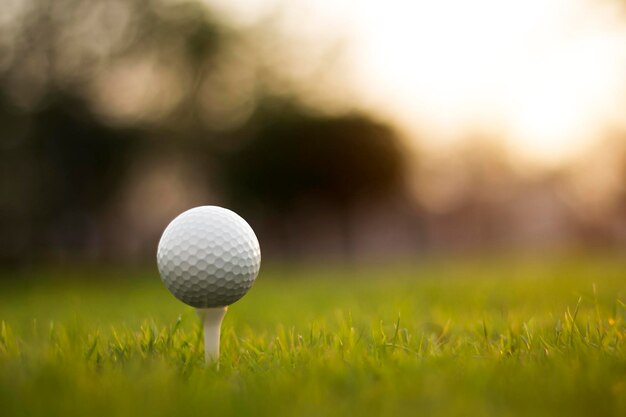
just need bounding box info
[1,0,625,267]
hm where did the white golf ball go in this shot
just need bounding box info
[157,206,261,308]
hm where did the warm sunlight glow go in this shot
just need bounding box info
[209,0,626,165]
[347,0,626,164]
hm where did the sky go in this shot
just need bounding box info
[205,0,626,166]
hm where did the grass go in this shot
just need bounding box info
[0,255,625,417]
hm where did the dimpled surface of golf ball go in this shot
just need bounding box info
[157,206,261,308]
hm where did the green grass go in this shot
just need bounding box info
[0,255,625,417]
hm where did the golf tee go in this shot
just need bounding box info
[198,306,227,364]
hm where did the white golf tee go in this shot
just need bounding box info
[197,306,227,364]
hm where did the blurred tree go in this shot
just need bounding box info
[0,92,140,264]
[221,100,408,256]
[0,0,225,265]
[225,105,405,208]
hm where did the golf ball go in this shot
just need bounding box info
[157,206,261,308]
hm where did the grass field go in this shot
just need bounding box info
[0,255,625,417]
